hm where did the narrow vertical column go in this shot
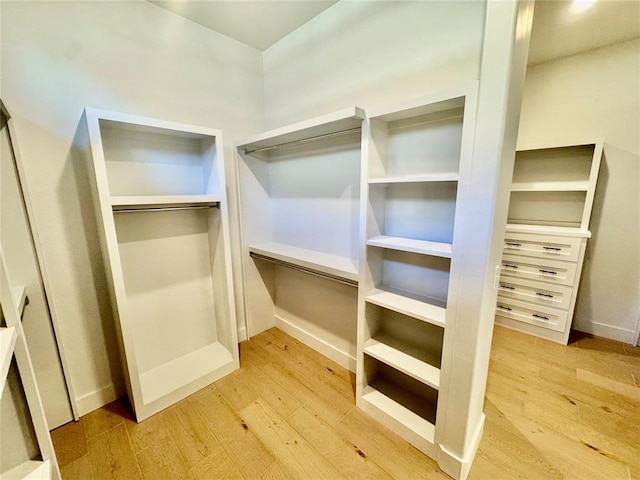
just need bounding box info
[436,1,534,479]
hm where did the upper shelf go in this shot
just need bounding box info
[111,195,221,211]
[249,242,359,284]
[367,236,452,258]
[1,327,17,394]
[369,173,459,184]
[505,223,591,238]
[511,181,589,192]
[236,107,365,155]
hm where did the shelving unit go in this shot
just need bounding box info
[356,87,478,467]
[85,108,239,421]
[496,140,603,344]
[235,107,364,367]
[1,250,60,479]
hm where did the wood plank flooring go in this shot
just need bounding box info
[51,326,640,479]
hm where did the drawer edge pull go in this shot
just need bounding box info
[539,269,558,275]
[497,304,512,312]
[535,292,554,298]
[505,242,522,248]
[500,285,515,291]
[504,264,519,269]
[542,246,562,252]
[532,313,550,321]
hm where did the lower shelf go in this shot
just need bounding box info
[365,288,446,327]
[361,384,435,444]
[139,342,234,405]
[2,460,51,480]
[249,242,359,283]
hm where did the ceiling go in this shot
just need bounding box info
[148,0,338,51]
[528,0,640,65]
[149,0,640,61]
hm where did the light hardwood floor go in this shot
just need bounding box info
[51,326,640,479]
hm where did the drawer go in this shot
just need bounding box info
[495,297,569,333]
[503,233,582,263]
[501,254,577,286]
[498,276,574,310]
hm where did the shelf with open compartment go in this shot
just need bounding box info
[85,108,238,421]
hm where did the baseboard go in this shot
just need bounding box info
[574,321,637,345]
[237,326,247,342]
[274,315,356,372]
[438,413,485,480]
[75,382,125,417]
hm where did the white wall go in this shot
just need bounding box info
[0,0,264,415]
[517,39,640,343]
[263,1,485,128]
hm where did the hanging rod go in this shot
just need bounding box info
[113,204,219,213]
[242,127,361,156]
[249,252,358,288]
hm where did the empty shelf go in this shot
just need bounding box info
[369,173,458,184]
[1,327,17,392]
[367,236,452,258]
[505,223,591,238]
[249,243,359,283]
[140,342,234,405]
[1,460,52,480]
[361,385,435,444]
[364,336,440,390]
[111,195,221,211]
[237,107,364,155]
[365,288,446,327]
[11,286,27,317]
[511,181,589,192]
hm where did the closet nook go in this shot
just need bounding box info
[84,109,239,421]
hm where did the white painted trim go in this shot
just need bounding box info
[75,382,125,417]
[438,414,485,480]
[237,326,247,343]
[274,315,356,372]
[574,322,638,345]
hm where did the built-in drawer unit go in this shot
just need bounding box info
[497,276,573,311]
[503,232,582,263]
[501,254,577,286]
[495,297,568,333]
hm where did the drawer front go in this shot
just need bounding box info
[501,254,577,286]
[495,297,569,333]
[498,276,574,310]
[503,233,582,263]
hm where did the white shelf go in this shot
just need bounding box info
[236,106,365,155]
[505,223,591,238]
[369,172,459,184]
[1,459,52,480]
[367,235,452,258]
[249,242,359,283]
[361,385,435,444]
[111,194,221,211]
[511,181,589,192]
[140,342,234,405]
[364,335,440,390]
[1,327,17,394]
[365,288,446,327]
[11,286,27,317]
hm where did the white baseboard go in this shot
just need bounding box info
[438,413,485,480]
[274,315,356,372]
[574,321,637,345]
[75,382,125,417]
[237,326,247,342]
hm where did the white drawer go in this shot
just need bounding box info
[495,297,569,333]
[498,276,574,310]
[503,233,582,263]
[501,254,577,286]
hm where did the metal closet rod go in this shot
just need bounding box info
[113,204,219,213]
[249,252,358,288]
[242,127,361,155]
